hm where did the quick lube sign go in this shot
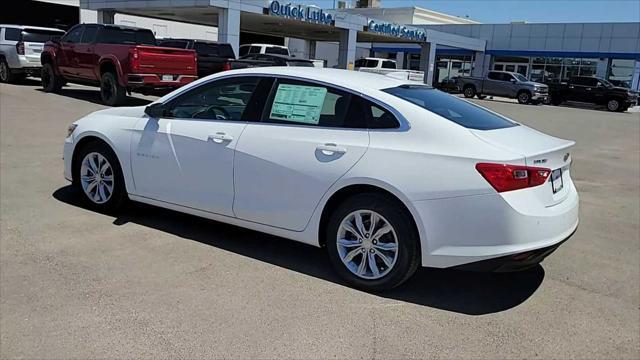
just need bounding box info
[268,1,334,25]
[367,20,426,41]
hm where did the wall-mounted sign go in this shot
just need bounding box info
[367,20,426,42]
[268,1,334,26]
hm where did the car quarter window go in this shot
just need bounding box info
[263,79,367,129]
[367,100,400,129]
[4,27,21,41]
[167,77,263,121]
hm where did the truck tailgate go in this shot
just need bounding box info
[134,45,197,75]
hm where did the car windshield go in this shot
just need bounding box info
[22,29,64,43]
[384,85,517,130]
[513,73,529,82]
[599,79,614,88]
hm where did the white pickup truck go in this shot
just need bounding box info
[355,57,424,82]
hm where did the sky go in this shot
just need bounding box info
[310,0,640,24]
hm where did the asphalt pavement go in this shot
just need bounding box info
[1,80,638,358]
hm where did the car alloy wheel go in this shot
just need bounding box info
[518,92,530,104]
[336,210,399,280]
[607,99,620,112]
[464,87,475,98]
[80,152,115,204]
[101,76,116,104]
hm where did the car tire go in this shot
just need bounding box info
[325,193,420,292]
[0,58,16,83]
[100,72,127,106]
[606,98,622,112]
[477,94,487,100]
[41,63,63,93]
[463,85,476,98]
[517,90,532,104]
[73,141,127,212]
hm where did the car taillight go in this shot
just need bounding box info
[130,48,140,71]
[476,163,550,193]
[222,62,232,71]
[16,42,24,55]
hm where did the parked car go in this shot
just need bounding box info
[458,71,549,104]
[0,24,65,83]
[546,76,638,112]
[239,43,289,57]
[239,53,314,67]
[355,57,424,82]
[157,38,259,77]
[41,24,197,105]
[62,67,578,291]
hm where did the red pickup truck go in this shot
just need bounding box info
[41,24,197,106]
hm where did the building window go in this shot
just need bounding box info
[608,59,635,88]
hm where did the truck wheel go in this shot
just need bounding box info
[0,58,16,83]
[41,63,63,92]
[100,72,127,106]
[606,98,621,112]
[517,91,531,104]
[463,86,476,98]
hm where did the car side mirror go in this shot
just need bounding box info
[145,103,167,118]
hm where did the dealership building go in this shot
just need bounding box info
[7,0,640,91]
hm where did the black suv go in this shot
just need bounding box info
[547,76,638,112]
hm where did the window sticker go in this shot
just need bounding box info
[269,84,328,124]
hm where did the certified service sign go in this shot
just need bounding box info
[367,20,426,41]
[268,1,334,25]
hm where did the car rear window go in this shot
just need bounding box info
[384,85,517,130]
[98,27,156,45]
[265,46,288,55]
[286,60,314,67]
[194,42,236,58]
[22,29,64,42]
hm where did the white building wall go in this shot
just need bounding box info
[80,8,218,41]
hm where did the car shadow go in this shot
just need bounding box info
[52,185,544,315]
[35,88,153,106]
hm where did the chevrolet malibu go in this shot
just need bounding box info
[63,67,579,291]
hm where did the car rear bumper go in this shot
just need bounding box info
[412,181,579,269]
[126,74,197,88]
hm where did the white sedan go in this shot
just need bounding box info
[63,67,579,291]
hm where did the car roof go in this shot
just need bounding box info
[222,67,414,92]
[0,24,65,32]
[242,43,287,48]
[255,53,311,61]
[363,57,395,61]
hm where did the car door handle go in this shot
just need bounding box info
[208,132,233,143]
[316,143,347,155]
[586,88,592,90]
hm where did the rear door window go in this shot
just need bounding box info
[263,79,366,128]
[80,26,98,43]
[384,85,517,130]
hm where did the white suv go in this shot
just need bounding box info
[239,43,290,57]
[0,24,65,83]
